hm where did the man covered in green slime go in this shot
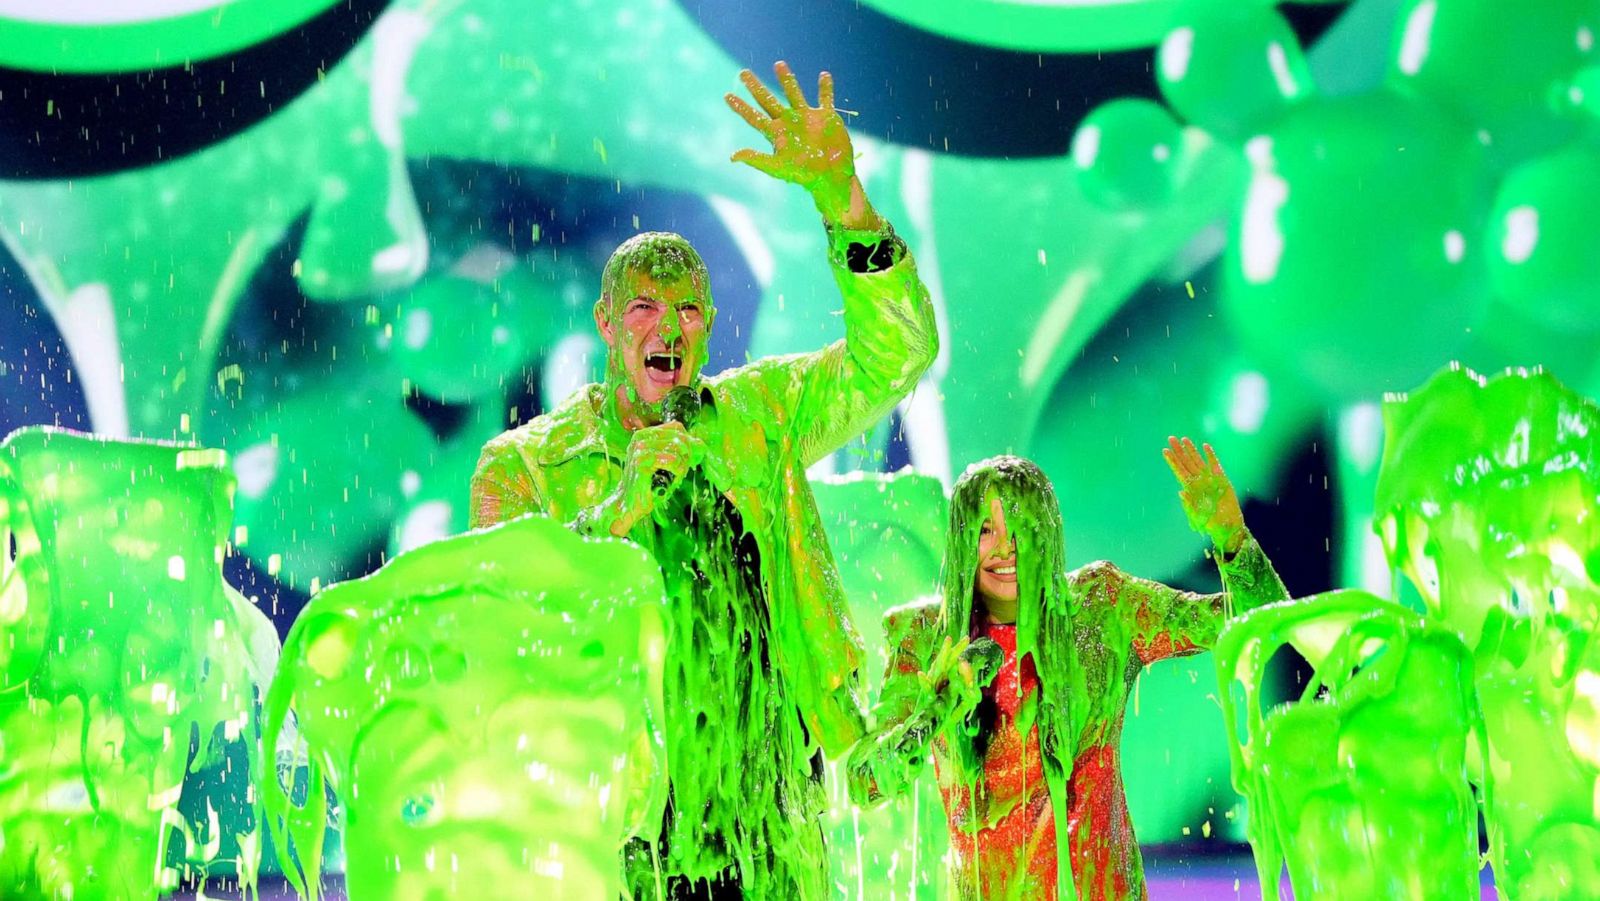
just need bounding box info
[470,61,937,899]
[848,442,1289,900]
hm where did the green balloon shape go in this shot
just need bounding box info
[1157,4,1315,139]
[1222,92,1491,401]
[1486,145,1600,332]
[1565,64,1600,123]
[226,382,438,588]
[1388,0,1600,164]
[1071,98,1188,211]
[385,274,529,404]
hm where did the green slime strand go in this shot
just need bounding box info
[1375,365,1600,899]
[1215,590,1487,900]
[849,456,1289,901]
[263,514,668,900]
[0,427,276,900]
[811,471,951,900]
[626,452,829,897]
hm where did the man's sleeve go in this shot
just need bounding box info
[846,604,946,808]
[786,225,939,467]
[468,440,542,529]
[1102,532,1290,665]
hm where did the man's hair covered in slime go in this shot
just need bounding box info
[600,231,713,310]
[937,455,1076,778]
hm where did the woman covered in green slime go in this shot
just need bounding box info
[847,440,1289,900]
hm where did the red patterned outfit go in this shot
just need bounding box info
[850,539,1287,900]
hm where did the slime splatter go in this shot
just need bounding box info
[263,514,668,900]
[1215,589,1487,900]
[0,426,276,899]
[1375,365,1600,899]
[849,453,1288,900]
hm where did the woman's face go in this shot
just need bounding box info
[975,492,1018,606]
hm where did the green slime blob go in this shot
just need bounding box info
[1388,0,1600,165]
[263,514,668,900]
[1222,90,1491,402]
[1376,365,1600,899]
[1070,99,1187,211]
[1215,590,1487,900]
[0,427,276,899]
[1485,146,1600,333]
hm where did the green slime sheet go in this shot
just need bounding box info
[1376,365,1600,899]
[264,513,668,900]
[1216,590,1486,900]
[0,427,277,899]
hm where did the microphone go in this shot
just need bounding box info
[651,385,702,495]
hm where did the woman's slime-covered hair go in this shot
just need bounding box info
[936,455,1077,778]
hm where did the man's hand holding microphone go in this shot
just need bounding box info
[607,386,706,537]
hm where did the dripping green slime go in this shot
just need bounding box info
[1376,365,1600,899]
[0,427,273,900]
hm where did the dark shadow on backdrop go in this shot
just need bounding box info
[0,0,392,178]
[687,0,1348,156]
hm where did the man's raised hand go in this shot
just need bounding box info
[725,61,875,227]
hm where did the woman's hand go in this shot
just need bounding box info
[1163,436,1246,557]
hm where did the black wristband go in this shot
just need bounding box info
[845,235,904,273]
[826,220,903,273]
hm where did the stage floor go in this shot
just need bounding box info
[186,851,1501,899]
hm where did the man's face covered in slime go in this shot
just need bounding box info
[595,232,715,416]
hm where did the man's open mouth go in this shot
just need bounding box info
[643,352,682,384]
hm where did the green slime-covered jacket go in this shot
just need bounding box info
[469,235,937,756]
